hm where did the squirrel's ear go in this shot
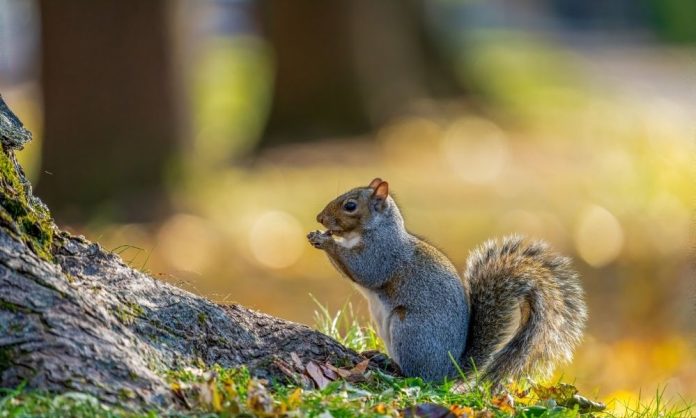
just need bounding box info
[371,181,389,210]
[368,178,383,189]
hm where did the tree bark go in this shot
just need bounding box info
[0,96,371,409]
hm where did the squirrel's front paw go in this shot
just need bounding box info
[307,230,331,249]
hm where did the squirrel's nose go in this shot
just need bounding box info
[316,213,324,224]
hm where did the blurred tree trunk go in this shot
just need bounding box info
[38,0,183,224]
[257,0,463,148]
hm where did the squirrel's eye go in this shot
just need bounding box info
[343,201,357,212]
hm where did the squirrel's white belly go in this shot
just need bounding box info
[332,231,362,249]
[356,286,392,351]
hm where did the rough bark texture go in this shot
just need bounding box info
[0,96,368,409]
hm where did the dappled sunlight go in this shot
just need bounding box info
[3,3,693,408]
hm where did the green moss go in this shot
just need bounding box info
[0,195,27,218]
[197,312,207,325]
[0,147,55,261]
[127,302,145,317]
[118,388,136,401]
[114,301,145,325]
[194,357,206,369]
[0,300,31,313]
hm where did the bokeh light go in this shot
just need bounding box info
[574,205,624,268]
[248,210,305,270]
[441,117,509,185]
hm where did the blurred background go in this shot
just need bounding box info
[0,0,694,408]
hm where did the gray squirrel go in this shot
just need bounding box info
[307,178,587,385]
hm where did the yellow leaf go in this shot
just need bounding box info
[211,382,222,412]
[450,405,474,417]
[287,388,303,408]
[223,380,237,399]
[492,393,515,414]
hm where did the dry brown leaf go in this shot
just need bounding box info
[327,364,352,379]
[319,363,339,380]
[290,352,304,370]
[305,360,333,389]
[274,358,297,379]
[449,405,474,417]
[349,359,370,375]
[491,393,515,413]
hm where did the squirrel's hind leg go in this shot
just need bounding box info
[388,314,462,382]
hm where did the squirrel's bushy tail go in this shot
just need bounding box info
[461,235,587,385]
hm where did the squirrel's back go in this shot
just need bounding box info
[461,235,587,384]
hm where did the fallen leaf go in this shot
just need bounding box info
[274,358,297,380]
[375,403,388,414]
[449,405,474,417]
[210,381,222,412]
[514,387,530,400]
[223,380,237,399]
[306,361,333,389]
[286,387,303,409]
[491,393,515,413]
[327,364,352,378]
[290,352,304,370]
[349,359,370,375]
[319,363,339,380]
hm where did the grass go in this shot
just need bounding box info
[310,295,384,353]
[0,302,692,418]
